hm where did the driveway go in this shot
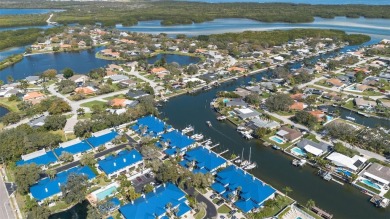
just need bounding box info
[186,188,217,219]
[0,169,15,219]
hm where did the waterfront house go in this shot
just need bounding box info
[119,183,192,219]
[234,88,252,98]
[296,138,332,157]
[23,91,46,105]
[25,76,41,85]
[225,98,248,107]
[109,98,138,108]
[180,146,227,174]
[30,166,96,203]
[157,130,196,156]
[108,64,124,72]
[132,115,167,137]
[69,75,90,84]
[211,165,276,213]
[276,126,302,142]
[246,117,280,130]
[105,74,129,83]
[245,85,262,94]
[228,66,246,73]
[0,88,20,98]
[362,163,390,187]
[309,110,326,122]
[98,149,143,179]
[16,149,58,167]
[234,107,261,120]
[326,152,367,173]
[354,98,377,110]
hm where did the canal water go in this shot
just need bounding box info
[0,105,9,117]
[159,72,390,219]
[147,54,200,66]
[181,0,390,4]
[0,9,64,15]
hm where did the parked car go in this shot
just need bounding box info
[210,194,217,199]
[216,199,224,206]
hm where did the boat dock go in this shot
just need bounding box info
[370,195,390,208]
[219,149,229,155]
[210,143,220,149]
[310,206,333,219]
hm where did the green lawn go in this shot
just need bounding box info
[342,99,354,109]
[303,133,320,143]
[80,100,107,109]
[0,98,20,112]
[217,204,231,214]
[212,198,219,204]
[262,132,292,149]
[384,190,390,199]
[195,207,206,219]
[103,94,127,101]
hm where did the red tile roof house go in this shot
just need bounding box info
[309,110,326,122]
[108,64,124,72]
[23,91,46,105]
[100,49,120,59]
[326,78,345,87]
[289,102,307,111]
[276,126,303,142]
[150,67,170,79]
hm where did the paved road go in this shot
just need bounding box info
[186,188,217,219]
[0,169,15,219]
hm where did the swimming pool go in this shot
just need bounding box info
[326,115,333,121]
[336,168,352,177]
[361,179,381,190]
[291,147,307,157]
[270,136,285,144]
[95,185,117,201]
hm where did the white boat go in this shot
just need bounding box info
[206,121,212,127]
[272,145,281,150]
[241,160,249,166]
[191,134,204,141]
[182,125,194,134]
[346,116,355,121]
[237,126,246,131]
[217,116,227,121]
[234,159,242,164]
[244,162,257,170]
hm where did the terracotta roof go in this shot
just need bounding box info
[23,91,45,101]
[110,98,127,107]
[309,110,325,121]
[290,93,303,100]
[289,102,305,110]
[75,87,95,95]
[151,67,168,74]
[326,78,344,87]
[228,67,246,72]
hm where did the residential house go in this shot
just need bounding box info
[106,74,129,83]
[75,86,96,95]
[28,115,47,128]
[276,126,303,142]
[246,118,280,130]
[225,98,248,107]
[289,102,307,111]
[69,75,90,84]
[109,98,138,108]
[126,90,150,99]
[354,98,377,110]
[362,163,390,187]
[296,138,332,157]
[25,76,41,84]
[326,152,367,173]
[150,67,169,79]
[23,91,46,105]
[234,88,252,98]
[326,78,344,87]
[118,79,136,89]
[234,107,261,120]
[16,149,58,167]
[309,110,326,122]
[180,146,227,174]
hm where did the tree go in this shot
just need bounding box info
[283,186,292,196]
[62,68,74,79]
[59,152,74,162]
[244,93,261,105]
[87,205,101,219]
[77,108,85,116]
[15,164,41,194]
[28,205,51,219]
[46,169,57,179]
[306,199,316,209]
[255,127,268,138]
[7,75,14,84]
[61,173,89,204]
[18,80,29,92]
[80,153,96,166]
[1,112,21,125]
[41,69,57,81]
[48,99,71,114]
[44,115,67,130]
[143,184,154,194]
[123,185,140,201]
[0,80,4,87]
[265,93,294,112]
[292,111,318,129]
[56,79,76,94]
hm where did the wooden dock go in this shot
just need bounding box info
[311,206,333,219]
[219,149,229,155]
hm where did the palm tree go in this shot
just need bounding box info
[7,75,14,84]
[283,186,292,196]
[306,199,316,209]
[77,108,85,116]
[46,169,57,179]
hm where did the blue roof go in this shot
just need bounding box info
[53,140,92,156]
[235,200,257,213]
[212,166,276,212]
[132,115,166,137]
[211,182,226,194]
[98,150,143,175]
[119,183,191,219]
[158,130,195,156]
[30,166,96,201]
[87,130,119,147]
[16,151,58,166]
[181,147,226,174]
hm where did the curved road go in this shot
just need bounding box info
[186,188,217,219]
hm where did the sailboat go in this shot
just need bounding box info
[346,110,355,121]
[244,147,257,170]
[235,148,244,164]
